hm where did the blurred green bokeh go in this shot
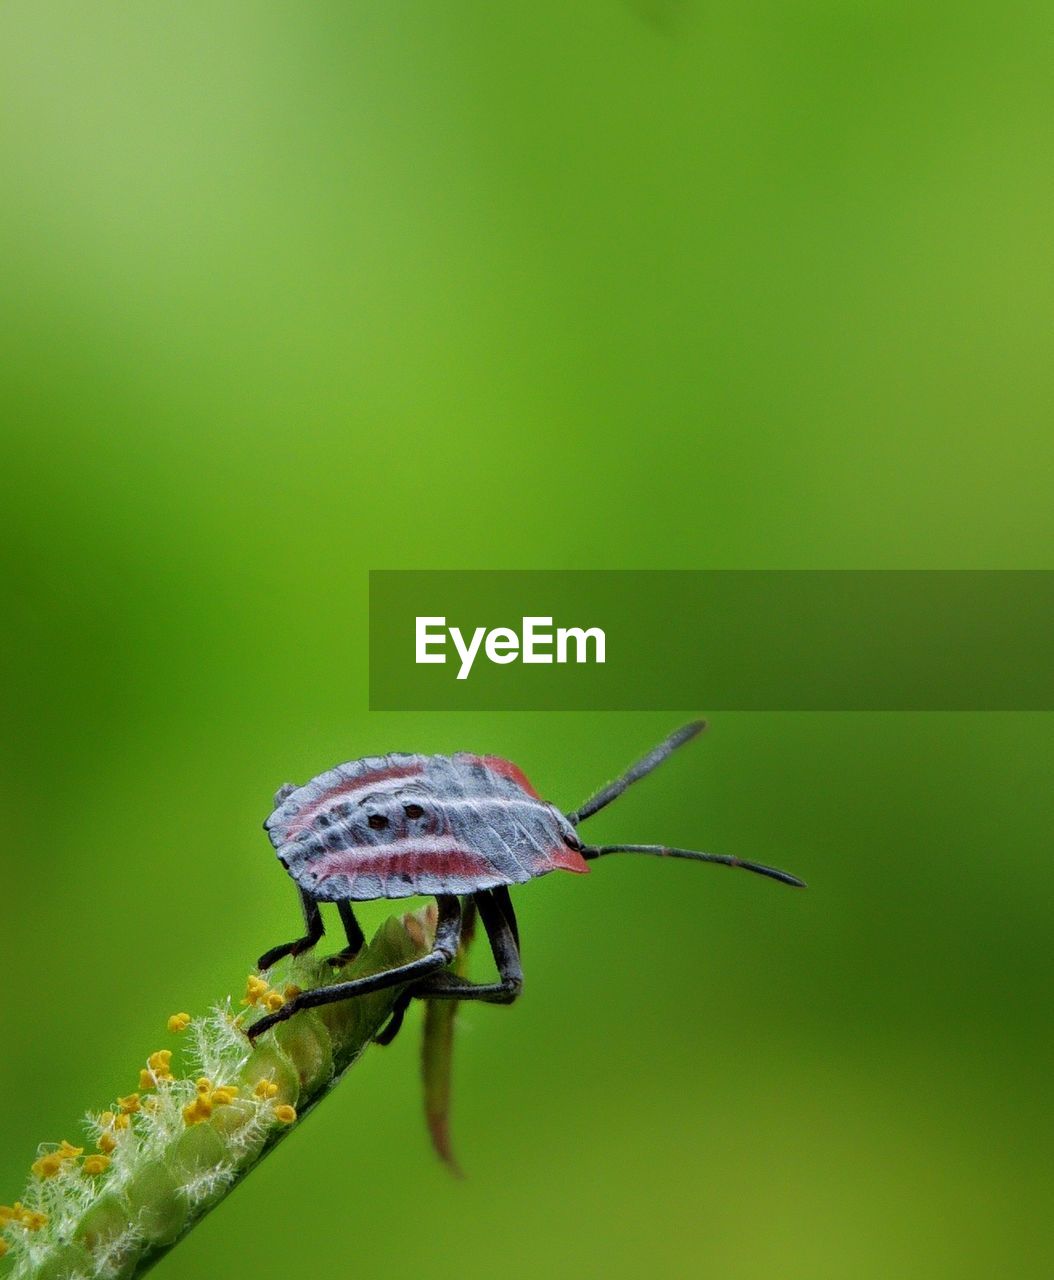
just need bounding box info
[1,4,1051,1278]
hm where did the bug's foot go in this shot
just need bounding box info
[247,1004,295,1043]
[257,937,316,972]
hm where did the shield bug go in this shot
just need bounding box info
[248,721,805,1043]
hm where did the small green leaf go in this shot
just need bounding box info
[274,1011,334,1094]
[240,1042,301,1106]
[421,901,477,1175]
[30,1242,94,1280]
[171,1122,227,1176]
[70,1192,142,1280]
[207,1097,267,1164]
[122,1161,188,1247]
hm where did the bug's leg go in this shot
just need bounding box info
[257,887,324,971]
[491,884,518,950]
[248,895,462,1042]
[326,900,367,967]
[373,988,414,1046]
[413,888,523,1005]
[375,897,476,1044]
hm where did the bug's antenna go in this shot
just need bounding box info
[567,721,707,826]
[580,844,806,888]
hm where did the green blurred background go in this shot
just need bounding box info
[1,4,1052,1278]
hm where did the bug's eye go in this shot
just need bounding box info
[403,803,424,820]
[367,814,388,831]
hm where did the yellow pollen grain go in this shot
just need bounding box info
[253,1080,279,1100]
[167,1012,192,1033]
[82,1155,110,1176]
[141,1048,175,1089]
[263,990,285,1013]
[97,1132,117,1154]
[195,1077,213,1095]
[210,1086,237,1106]
[22,1207,48,1232]
[31,1153,64,1179]
[283,984,302,999]
[273,1103,297,1125]
[57,1140,83,1161]
[0,1204,17,1226]
[0,1237,7,1258]
[182,1096,213,1126]
[117,1093,140,1114]
[241,975,270,1007]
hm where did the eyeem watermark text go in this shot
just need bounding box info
[416,616,607,680]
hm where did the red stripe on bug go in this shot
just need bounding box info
[465,755,541,798]
[308,835,589,886]
[285,763,426,835]
[312,842,501,886]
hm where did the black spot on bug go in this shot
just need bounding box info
[316,813,331,828]
[404,803,424,819]
[324,830,344,850]
[334,802,351,817]
[399,873,412,883]
[368,814,388,831]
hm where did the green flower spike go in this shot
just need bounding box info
[1,907,470,1280]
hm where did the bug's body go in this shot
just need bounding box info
[265,752,588,901]
[248,722,805,1046]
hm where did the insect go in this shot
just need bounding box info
[248,721,805,1043]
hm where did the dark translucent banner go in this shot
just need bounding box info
[368,571,1054,710]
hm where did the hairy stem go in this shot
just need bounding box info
[1,910,437,1280]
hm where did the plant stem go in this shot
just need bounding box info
[1,910,435,1280]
